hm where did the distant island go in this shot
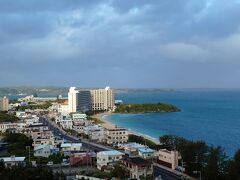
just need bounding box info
[114,103,180,113]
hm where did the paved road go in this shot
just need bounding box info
[40,117,112,152]
[153,163,196,180]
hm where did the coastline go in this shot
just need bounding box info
[92,112,160,145]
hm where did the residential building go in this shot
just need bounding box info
[158,149,180,170]
[0,96,9,111]
[96,150,124,170]
[70,152,96,166]
[72,113,87,121]
[138,147,157,159]
[34,144,59,158]
[56,114,73,129]
[58,100,69,115]
[68,87,79,113]
[77,90,91,112]
[90,87,114,111]
[119,143,146,155]
[60,143,82,155]
[30,129,54,140]
[83,125,105,142]
[104,125,128,145]
[122,156,153,179]
[0,156,26,167]
[0,122,25,133]
[32,137,63,148]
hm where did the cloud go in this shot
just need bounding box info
[0,0,240,87]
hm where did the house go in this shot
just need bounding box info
[30,129,54,140]
[57,115,73,129]
[0,156,26,167]
[97,150,124,170]
[72,113,87,120]
[34,144,59,158]
[83,125,105,142]
[0,122,17,133]
[122,156,153,179]
[70,152,96,166]
[103,125,128,145]
[60,143,82,155]
[138,147,157,159]
[119,143,146,155]
[158,149,180,170]
[32,137,63,148]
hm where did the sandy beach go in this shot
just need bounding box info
[92,112,160,144]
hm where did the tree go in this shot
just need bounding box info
[203,146,228,180]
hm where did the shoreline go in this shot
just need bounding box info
[92,112,160,145]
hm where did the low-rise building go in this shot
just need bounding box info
[158,149,180,170]
[70,152,96,166]
[32,137,63,148]
[138,147,157,159]
[0,156,26,167]
[119,143,146,155]
[60,143,82,155]
[104,125,128,145]
[30,129,54,140]
[83,125,105,142]
[34,144,59,158]
[97,150,124,170]
[122,156,153,179]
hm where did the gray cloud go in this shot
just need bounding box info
[0,0,240,87]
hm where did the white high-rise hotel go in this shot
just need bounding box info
[67,86,114,113]
[68,87,79,113]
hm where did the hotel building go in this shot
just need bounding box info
[0,96,9,111]
[90,87,114,111]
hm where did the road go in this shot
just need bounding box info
[40,117,112,152]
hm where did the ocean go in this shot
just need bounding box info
[105,89,240,156]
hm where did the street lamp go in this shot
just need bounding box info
[193,170,201,180]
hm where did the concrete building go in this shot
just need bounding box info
[104,125,128,145]
[68,87,79,113]
[0,156,26,167]
[158,149,180,170]
[0,96,9,111]
[34,144,59,158]
[90,87,114,111]
[97,150,124,170]
[83,125,105,142]
[119,143,146,155]
[138,147,157,159]
[60,143,82,155]
[122,156,153,179]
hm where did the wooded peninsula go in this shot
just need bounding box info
[114,103,180,113]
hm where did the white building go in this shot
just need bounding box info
[119,143,146,155]
[90,87,115,111]
[68,87,79,113]
[60,143,82,155]
[97,150,124,170]
[57,115,73,129]
[0,156,25,167]
[83,125,105,142]
[34,144,59,158]
[158,149,180,170]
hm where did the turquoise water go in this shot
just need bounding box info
[105,90,240,156]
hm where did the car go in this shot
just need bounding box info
[47,161,53,166]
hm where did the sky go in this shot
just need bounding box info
[0,0,240,88]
